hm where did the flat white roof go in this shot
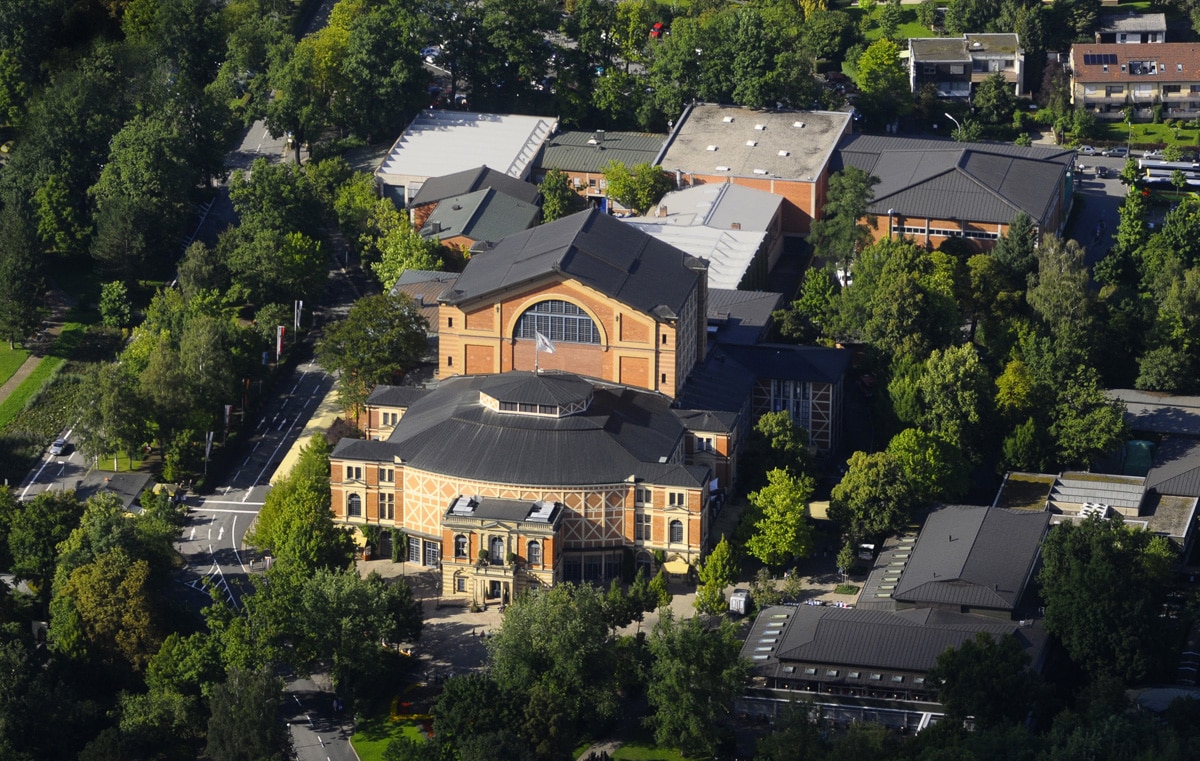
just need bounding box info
[625,184,782,290]
[376,110,558,187]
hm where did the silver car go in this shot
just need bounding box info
[49,438,66,456]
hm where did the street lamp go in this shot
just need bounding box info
[944,112,962,133]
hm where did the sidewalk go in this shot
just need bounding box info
[0,287,75,412]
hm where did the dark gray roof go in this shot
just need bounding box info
[338,373,701,488]
[893,505,1049,611]
[409,166,541,208]
[909,38,972,62]
[74,471,155,512]
[834,134,1074,227]
[538,131,666,174]
[707,289,783,346]
[747,605,1029,676]
[1145,438,1200,498]
[442,208,705,321]
[367,385,432,408]
[444,495,563,525]
[675,346,758,413]
[1097,13,1166,33]
[1107,389,1200,437]
[673,407,739,433]
[420,188,540,244]
[390,271,459,335]
[721,343,852,385]
[479,372,594,406]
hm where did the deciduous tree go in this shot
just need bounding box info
[695,536,739,614]
[0,196,45,349]
[204,668,289,761]
[809,166,878,272]
[927,631,1041,728]
[603,160,673,215]
[539,168,586,223]
[745,468,816,567]
[829,450,917,539]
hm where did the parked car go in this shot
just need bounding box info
[49,438,66,456]
[1102,146,1129,158]
[649,21,666,38]
[1097,165,1109,178]
[1143,149,1164,159]
[1077,145,1097,156]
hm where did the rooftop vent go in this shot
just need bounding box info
[793,121,805,128]
[706,144,718,151]
[778,150,790,157]
[746,140,757,146]
[971,40,982,48]
[722,116,735,123]
[715,165,730,171]
[753,168,769,175]
[754,124,766,130]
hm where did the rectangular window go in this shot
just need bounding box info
[455,577,466,592]
[922,63,935,76]
[635,513,652,541]
[447,317,453,328]
[950,64,964,75]
[380,467,394,483]
[447,356,453,367]
[695,436,714,453]
[346,466,362,481]
[869,673,882,681]
[891,675,905,683]
[1164,84,1182,95]
[424,540,440,567]
[408,536,421,563]
[668,492,685,507]
[636,487,651,505]
[380,492,395,520]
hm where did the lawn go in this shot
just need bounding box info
[610,745,691,761]
[1095,121,1200,149]
[843,6,940,43]
[350,716,428,761]
[0,344,30,388]
[0,323,85,430]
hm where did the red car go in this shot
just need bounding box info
[649,22,665,38]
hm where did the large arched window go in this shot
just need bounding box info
[490,536,505,565]
[669,519,683,543]
[527,540,542,566]
[454,534,468,558]
[347,493,362,517]
[515,300,600,344]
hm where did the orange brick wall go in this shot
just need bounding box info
[684,175,819,234]
[866,214,1009,252]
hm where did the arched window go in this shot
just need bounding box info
[515,300,600,344]
[490,536,505,564]
[669,519,683,543]
[527,540,542,566]
[454,534,468,559]
[347,493,362,517]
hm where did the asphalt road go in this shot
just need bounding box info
[285,674,358,761]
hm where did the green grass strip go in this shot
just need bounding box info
[350,717,428,761]
[0,345,31,388]
[0,323,85,430]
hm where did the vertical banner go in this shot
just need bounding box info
[224,404,232,429]
[205,431,214,460]
[276,325,285,361]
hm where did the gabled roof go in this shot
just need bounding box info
[747,604,1033,676]
[74,471,155,512]
[367,385,431,409]
[1069,43,1200,83]
[835,134,1074,227]
[390,270,459,333]
[376,111,557,186]
[1146,438,1200,498]
[441,208,704,320]
[409,165,541,208]
[721,343,852,385]
[893,505,1049,611]
[420,188,540,244]
[1097,13,1167,34]
[674,346,758,413]
[334,372,702,488]
[538,130,667,174]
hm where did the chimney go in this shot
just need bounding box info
[430,221,442,234]
[730,222,741,230]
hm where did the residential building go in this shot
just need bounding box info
[1069,43,1200,120]
[739,504,1050,728]
[375,111,557,205]
[624,183,785,291]
[834,134,1075,251]
[534,130,667,213]
[908,34,1024,99]
[406,166,541,230]
[1095,13,1167,44]
[418,188,541,251]
[654,104,852,234]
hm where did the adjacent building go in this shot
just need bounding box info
[375,111,557,205]
[654,104,852,233]
[1069,43,1200,120]
[908,34,1024,99]
[1094,13,1167,44]
[534,130,667,213]
[406,166,541,230]
[417,188,541,251]
[834,134,1075,251]
[739,505,1051,729]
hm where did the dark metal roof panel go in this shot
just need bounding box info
[539,131,667,174]
[410,166,541,208]
[367,385,432,408]
[721,344,852,385]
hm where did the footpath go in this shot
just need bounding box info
[0,288,76,413]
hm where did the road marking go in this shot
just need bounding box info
[252,441,261,451]
[232,515,246,573]
[189,527,196,541]
[19,426,74,498]
[218,525,225,541]
[195,505,262,512]
[277,417,287,431]
[207,528,212,540]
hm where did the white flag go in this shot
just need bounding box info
[534,331,556,354]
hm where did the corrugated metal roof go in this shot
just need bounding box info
[893,505,1049,611]
[706,289,782,346]
[442,208,703,320]
[409,166,541,208]
[721,343,852,385]
[538,130,667,174]
[1146,438,1200,498]
[367,385,431,408]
